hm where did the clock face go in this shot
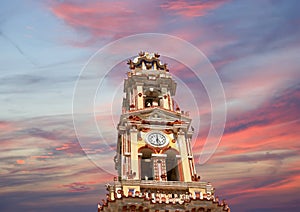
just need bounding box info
[146,132,168,147]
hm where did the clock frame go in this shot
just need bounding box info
[145,131,169,147]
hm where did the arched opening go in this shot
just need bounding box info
[144,90,161,108]
[165,149,180,181]
[140,148,154,180]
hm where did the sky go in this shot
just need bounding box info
[1,0,300,211]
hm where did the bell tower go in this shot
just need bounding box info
[99,52,230,212]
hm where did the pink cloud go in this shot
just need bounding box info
[220,120,300,156]
[0,121,17,133]
[222,47,300,118]
[224,173,300,203]
[51,1,132,35]
[48,0,231,48]
[49,0,162,45]
[191,83,300,159]
[161,0,230,18]
[198,119,300,209]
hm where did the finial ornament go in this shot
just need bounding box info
[127,59,135,69]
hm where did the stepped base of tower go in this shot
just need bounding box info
[98,180,230,212]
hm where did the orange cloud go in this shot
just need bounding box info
[55,143,70,151]
[161,0,229,18]
[16,159,25,165]
[54,141,84,155]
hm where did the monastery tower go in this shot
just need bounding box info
[98,52,229,212]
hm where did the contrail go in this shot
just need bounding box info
[0,30,37,67]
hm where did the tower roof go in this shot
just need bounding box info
[127,51,169,72]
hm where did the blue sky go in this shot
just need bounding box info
[1,0,300,211]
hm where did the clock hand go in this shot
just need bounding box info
[158,135,163,144]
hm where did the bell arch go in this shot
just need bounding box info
[144,89,161,108]
[139,147,155,180]
[164,148,181,181]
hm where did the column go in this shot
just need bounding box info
[152,154,167,181]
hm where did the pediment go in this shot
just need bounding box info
[119,107,191,126]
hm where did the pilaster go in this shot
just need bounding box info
[178,129,192,182]
[130,127,139,179]
[136,83,144,109]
